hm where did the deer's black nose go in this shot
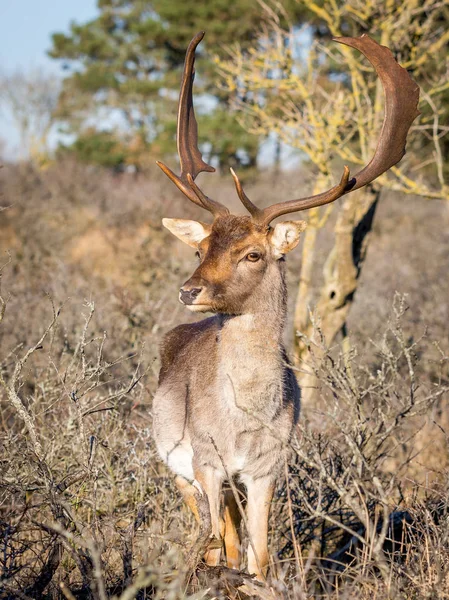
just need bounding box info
[180,287,203,305]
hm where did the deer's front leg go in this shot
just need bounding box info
[246,476,275,580]
[224,489,242,569]
[175,475,201,522]
[195,466,224,566]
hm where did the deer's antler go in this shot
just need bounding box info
[158,33,419,226]
[232,34,420,227]
[156,32,229,217]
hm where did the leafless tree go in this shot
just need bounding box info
[0,69,60,158]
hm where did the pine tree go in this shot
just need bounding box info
[49,0,305,169]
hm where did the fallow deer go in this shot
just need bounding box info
[152,31,419,579]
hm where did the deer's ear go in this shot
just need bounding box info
[269,220,307,258]
[162,218,211,248]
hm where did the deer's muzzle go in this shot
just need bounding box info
[179,286,203,305]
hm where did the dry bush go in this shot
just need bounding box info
[0,159,448,598]
[272,295,449,597]
[1,290,448,599]
[0,290,198,598]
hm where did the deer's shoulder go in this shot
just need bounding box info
[158,316,220,383]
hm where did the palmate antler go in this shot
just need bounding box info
[157,32,420,227]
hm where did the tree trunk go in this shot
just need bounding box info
[293,172,333,364]
[294,185,380,403]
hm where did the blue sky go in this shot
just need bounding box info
[0,0,98,156]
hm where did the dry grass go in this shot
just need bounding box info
[0,159,448,598]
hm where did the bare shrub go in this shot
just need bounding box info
[1,159,448,598]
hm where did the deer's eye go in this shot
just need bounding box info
[246,252,261,262]
[195,251,201,259]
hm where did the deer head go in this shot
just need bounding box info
[158,32,419,314]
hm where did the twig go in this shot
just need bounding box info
[122,503,147,587]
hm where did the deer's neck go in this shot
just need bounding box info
[217,262,287,411]
[221,260,287,344]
